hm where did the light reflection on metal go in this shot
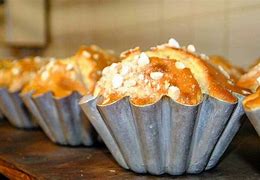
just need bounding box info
[80,93,245,175]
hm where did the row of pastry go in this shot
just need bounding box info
[0,45,118,99]
[78,38,252,175]
[0,38,259,175]
[0,41,258,109]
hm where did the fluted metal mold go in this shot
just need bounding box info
[80,93,245,175]
[21,91,96,146]
[0,88,37,128]
[244,108,260,137]
[206,93,245,170]
[79,96,128,169]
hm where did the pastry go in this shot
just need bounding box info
[237,61,260,92]
[243,87,260,111]
[0,57,46,92]
[73,45,118,93]
[22,45,117,97]
[22,58,87,97]
[209,55,244,82]
[80,38,245,175]
[237,61,260,136]
[0,57,47,128]
[21,45,118,145]
[95,41,246,105]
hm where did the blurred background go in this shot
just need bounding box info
[0,0,259,67]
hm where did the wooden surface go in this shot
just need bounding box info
[0,120,259,180]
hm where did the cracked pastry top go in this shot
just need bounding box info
[94,38,247,106]
[22,45,118,98]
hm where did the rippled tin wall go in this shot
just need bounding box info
[21,91,96,146]
[206,93,245,169]
[245,109,260,137]
[0,88,37,128]
[80,93,244,175]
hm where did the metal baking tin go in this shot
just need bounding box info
[79,93,245,175]
[0,88,38,128]
[21,91,96,146]
[244,109,260,136]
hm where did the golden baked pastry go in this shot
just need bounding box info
[0,57,47,92]
[237,62,260,92]
[22,58,87,98]
[22,45,118,98]
[236,60,260,111]
[243,87,260,111]
[95,38,246,105]
[209,55,244,82]
[72,45,118,93]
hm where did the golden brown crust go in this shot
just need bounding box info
[100,57,202,105]
[209,55,244,82]
[22,59,87,98]
[147,47,244,103]
[0,57,47,92]
[72,45,118,93]
[238,60,260,110]
[22,45,118,98]
[243,87,260,110]
[142,57,201,105]
[237,62,260,92]
[95,40,246,105]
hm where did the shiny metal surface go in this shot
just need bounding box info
[80,93,245,175]
[21,91,96,146]
[245,108,260,137]
[0,88,37,128]
[206,93,245,170]
[79,96,128,169]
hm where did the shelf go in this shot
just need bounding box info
[0,120,259,179]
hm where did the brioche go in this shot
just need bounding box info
[22,45,118,98]
[22,58,87,97]
[0,57,47,92]
[209,55,244,82]
[237,62,260,92]
[72,45,118,93]
[243,87,260,110]
[237,60,260,110]
[95,38,247,106]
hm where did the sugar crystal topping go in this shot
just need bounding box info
[138,52,150,66]
[168,38,180,48]
[168,85,180,100]
[11,67,21,75]
[257,76,260,85]
[66,63,74,71]
[112,74,123,88]
[41,71,49,81]
[95,38,241,105]
[150,72,164,80]
[82,51,91,58]
[175,61,186,69]
[218,65,230,79]
[187,44,196,53]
